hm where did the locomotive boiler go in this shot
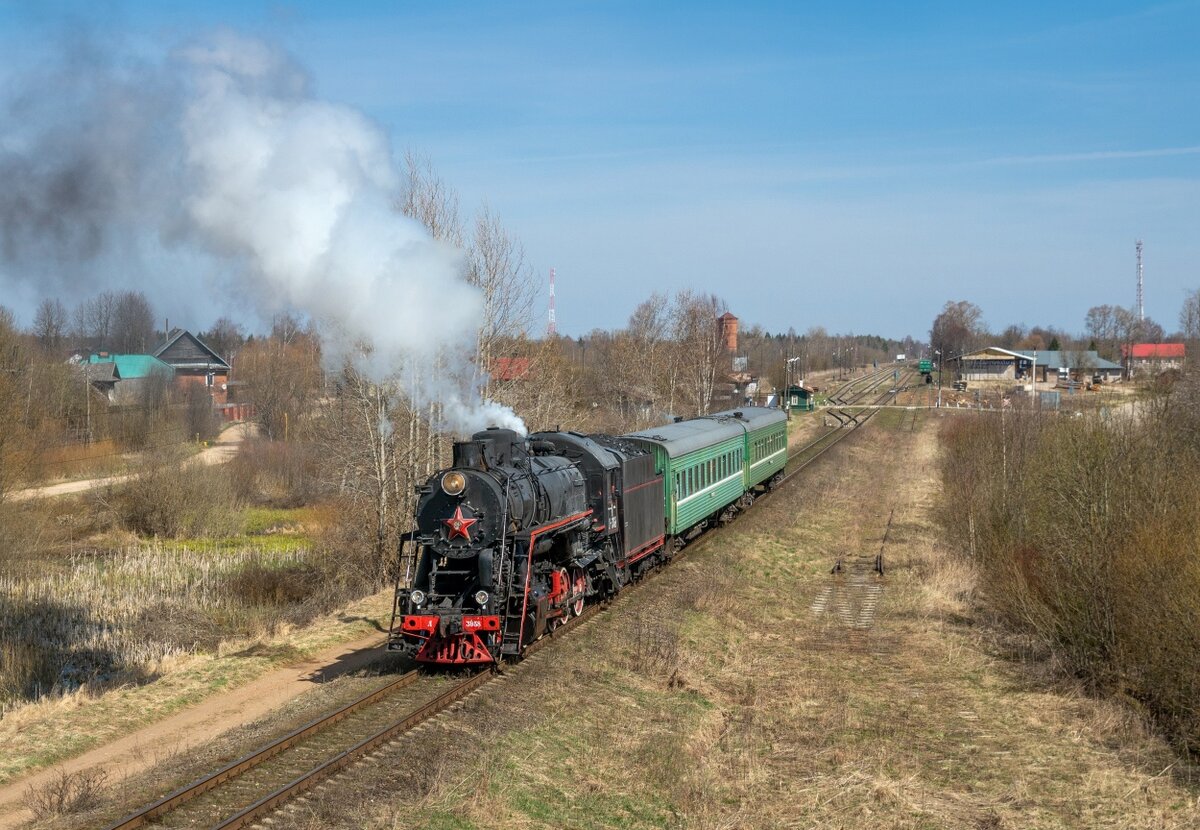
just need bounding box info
[390,427,664,664]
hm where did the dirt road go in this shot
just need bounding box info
[9,422,257,502]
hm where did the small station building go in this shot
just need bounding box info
[784,384,816,412]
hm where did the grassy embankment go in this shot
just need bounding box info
[269,408,1199,829]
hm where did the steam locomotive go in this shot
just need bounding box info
[388,407,787,665]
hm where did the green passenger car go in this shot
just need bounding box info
[624,407,788,537]
[709,407,788,487]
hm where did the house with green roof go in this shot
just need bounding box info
[86,353,174,404]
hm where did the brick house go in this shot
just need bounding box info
[153,329,232,405]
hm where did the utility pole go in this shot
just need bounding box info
[547,267,557,337]
[935,349,942,408]
[785,356,802,418]
[1135,240,1144,323]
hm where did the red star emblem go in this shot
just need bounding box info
[444,505,478,541]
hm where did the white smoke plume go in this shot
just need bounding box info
[0,29,525,437]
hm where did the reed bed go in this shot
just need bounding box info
[0,540,316,712]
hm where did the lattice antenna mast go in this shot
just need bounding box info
[547,267,557,336]
[1135,240,1144,322]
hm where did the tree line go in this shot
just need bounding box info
[929,292,1200,363]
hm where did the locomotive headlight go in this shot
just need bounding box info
[410,590,427,607]
[474,590,489,606]
[441,471,466,496]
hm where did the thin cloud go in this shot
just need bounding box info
[981,146,1200,166]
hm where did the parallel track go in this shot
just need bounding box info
[106,382,907,829]
[786,366,912,478]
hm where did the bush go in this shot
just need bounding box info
[224,558,323,607]
[114,453,242,538]
[230,438,321,507]
[183,383,222,443]
[24,768,109,819]
[939,379,1200,751]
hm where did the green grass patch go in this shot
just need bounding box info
[241,505,317,535]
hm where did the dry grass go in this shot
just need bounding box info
[938,376,1200,751]
[23,767,109,820]
[281,410,1200,829]
[0,541,317,712]
[0,588,392,786]
[33,439,126,484]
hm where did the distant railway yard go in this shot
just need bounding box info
[4,372,1198,830]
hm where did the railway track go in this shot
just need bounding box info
[104,602,607,830]
[105,384,907,830]
[787,366,912,477]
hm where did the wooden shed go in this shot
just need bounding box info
[785,384,815,412]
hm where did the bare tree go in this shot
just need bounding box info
[238,332,323,440]
[270,313,307,347]
[398,150,463,247]
[73,291,118,348]
[200,317,246,363]
[930,300,985,358]
[468,204,537,397]
[1181,288,1200,350]
[615,293,670,425]
[318,362,420,581]
[112,290,155,353]
[672,290,728,416]
[0,307,25,499]
[32,298,68,353]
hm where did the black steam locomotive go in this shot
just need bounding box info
[389,427,663,665]
[388,407,788,666]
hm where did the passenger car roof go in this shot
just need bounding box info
[705,406,787,431]
[623,417,746,458]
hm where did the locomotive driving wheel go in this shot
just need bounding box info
[570,566,586,616]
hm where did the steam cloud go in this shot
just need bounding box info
[0,29,525,437]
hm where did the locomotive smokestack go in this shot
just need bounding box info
[452,441,486,470]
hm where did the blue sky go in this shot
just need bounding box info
[1,1,1198,340]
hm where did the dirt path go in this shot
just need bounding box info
[0,629,386,829]
[9,421,257,502]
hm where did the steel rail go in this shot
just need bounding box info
[106,600,608,830]
[209,668,494,830]
[103,668,421,830]
[783,370,912,482]
[208,599,608,829]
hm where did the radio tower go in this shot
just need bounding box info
[547,267,558,337]
[1135,240,1144,322]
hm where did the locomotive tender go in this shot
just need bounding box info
[388,407,787,665]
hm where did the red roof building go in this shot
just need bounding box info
[1122,343,1185,376]
[1125,343,1185,360]
[491,357,532,382]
